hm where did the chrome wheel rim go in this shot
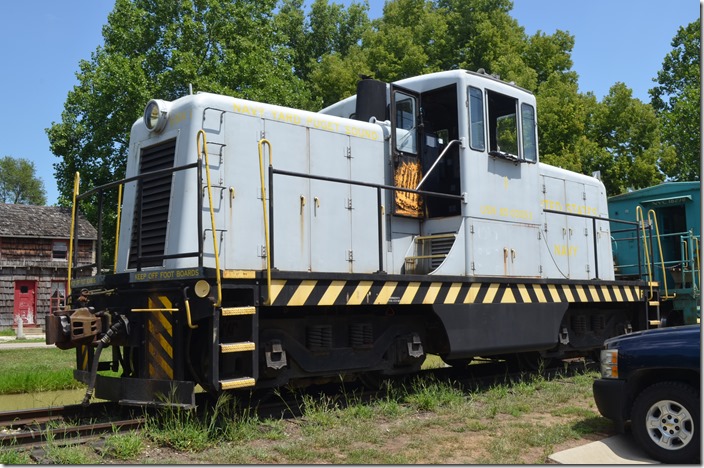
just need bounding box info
[644,399,694,451]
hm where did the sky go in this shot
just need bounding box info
[0,1,698,206]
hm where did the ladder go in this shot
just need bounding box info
[646,283,661,328]
[215,306,258,390]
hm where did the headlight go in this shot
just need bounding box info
[600,349,618,378]
[144,99,170,132]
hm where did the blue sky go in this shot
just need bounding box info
[0,1,698,206]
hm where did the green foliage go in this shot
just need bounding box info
[650,19,701,181]
[403,376,466,411]
[102,431,145,460]
[48,0,697,216]
[586,83,675,194]
[0,156,47,205]
[0,347,83,394]
[0,445,32,464]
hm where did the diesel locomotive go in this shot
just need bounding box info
[46,70,655,407]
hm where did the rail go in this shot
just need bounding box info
[543,209,642,281]
[259,138,464,305]
[198,130,222,307]
[68,161,202,275]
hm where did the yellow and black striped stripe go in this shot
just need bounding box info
[77,344,91,371]
[146,295,175,380]
[266,279,642,308]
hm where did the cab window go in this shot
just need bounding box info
[394,91,418,154]
[468,86,485,151]
[521,103,537,162]
[487,90,519,159]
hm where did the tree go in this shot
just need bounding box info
[587,83,675,194]
[0,156,47,205]
[362,0,447,82]
[650,19,700,181]
[275,0,371,108]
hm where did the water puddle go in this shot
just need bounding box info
[0,389,95,411]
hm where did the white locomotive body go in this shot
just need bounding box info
[49,70,651,406]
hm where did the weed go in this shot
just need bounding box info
[143,402,212,452]
[102,430,145,459]
[403,376,465,411]
[0,444,31,464]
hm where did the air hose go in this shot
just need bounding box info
[81,318,126,407]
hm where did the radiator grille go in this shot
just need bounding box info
[429,235,455,269]
[129,139,176,269]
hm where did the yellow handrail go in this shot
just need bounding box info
[66,172,80,308]
[197,130,222,308]
[636,206,654,300]
[258,138,273,305]
[646,209,673,299]
[113,183,123,272]
[695,237,701,292]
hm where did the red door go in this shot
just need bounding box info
[14,281,36,326]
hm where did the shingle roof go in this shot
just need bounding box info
[0,204,97,239]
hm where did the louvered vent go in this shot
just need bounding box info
[429,235,455,270]
[128,139,176,269]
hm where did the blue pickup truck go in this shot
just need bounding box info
[593,325,700,464]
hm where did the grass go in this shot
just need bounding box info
[2,353,611,464]
[0,347,83,394]
[102,430,145,459]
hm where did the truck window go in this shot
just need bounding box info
[468,86,485,151]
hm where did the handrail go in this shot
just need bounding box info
[257,139,273,305]
[113,184,123,272]
[636,206,655,300]
[543,209,641,280]
[646,209,674,299]
[66,172,80,306]
[197,130,222,308]
[415,139,462,190]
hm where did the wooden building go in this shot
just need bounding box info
[0,204,97,331]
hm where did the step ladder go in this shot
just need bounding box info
[646,283,661,328]
[215,306,258,391]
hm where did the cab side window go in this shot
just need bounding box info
[468,86,485,151]
[521,103,537,162]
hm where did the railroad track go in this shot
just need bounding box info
[0,402,144,447]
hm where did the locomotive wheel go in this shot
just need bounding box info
[358,371,387,390]
[443,358,473,368]
[512,352,556,372]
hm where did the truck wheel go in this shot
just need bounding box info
[631,381,700,464]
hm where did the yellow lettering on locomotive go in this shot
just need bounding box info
[553,244,579,256]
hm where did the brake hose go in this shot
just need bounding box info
[81,318,126,407]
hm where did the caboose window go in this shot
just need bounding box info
[521,103,537,162]
[487,90,519,160]
[468,86,485,151]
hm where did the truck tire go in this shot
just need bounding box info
[631,381,700,464]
